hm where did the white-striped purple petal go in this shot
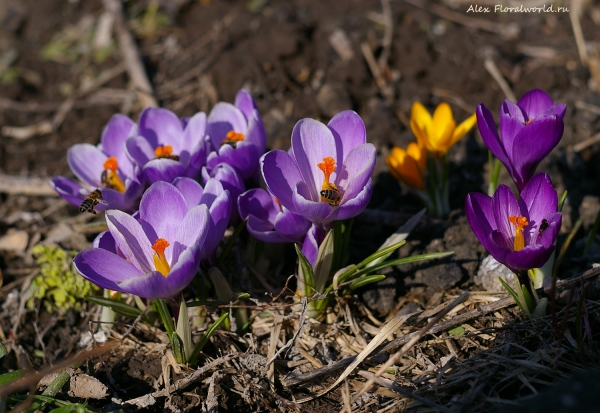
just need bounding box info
[292,118,338,201]
[67,144,107,187]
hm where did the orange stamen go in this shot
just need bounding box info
[508,215,528,251]
[103,157,119,172]
[525,118,533,125]
[225,131,245,142]
[151,238,171,277]
[154,145,174,158]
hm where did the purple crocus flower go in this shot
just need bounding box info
[205,90,267,180]
[202,162,246,222]
[466,172,561,273]
[238,188,311,244]
[260,110,376,229]
[172,177,232,261]
[301,224,327,267]
[477,89,566,192]
[73,181,209,300]
[51,115,144,212]
[126,108,209,184]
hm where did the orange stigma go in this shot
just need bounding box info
[151,238,171,277]
[317,157,341,204]
[101,157,125,193]
[155,145,174,158]
[103,157,119,172]
[525,118,533,125]
[317,157,336,185]
[508,215,528,251]
[225,131,245,142]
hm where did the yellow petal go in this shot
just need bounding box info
[429,103,456,154]
[406,142,426,173]
[410,102,432,149]
[449,112,477,147]
[387,146,425,190]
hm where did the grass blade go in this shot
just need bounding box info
[498,277,526,313]
[295,244,315,295]
[347,275,386,293]
[154,299,175,337]
[188,312,229,366]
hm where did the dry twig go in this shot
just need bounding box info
[102,0,157,108]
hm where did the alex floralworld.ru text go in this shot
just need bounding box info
[466,4,568,12]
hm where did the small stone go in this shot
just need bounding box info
[474,255,515,292]
[0,229,28,252]
[316,84,351,118]
[69,373,108,399]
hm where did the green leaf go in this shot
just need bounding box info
[498,277,526,313]
[313,229,335,293]
[155,299,175,337]
[360,240,406,268]
[0,343,7,359]
[176,300,192,362]
[533,297,548,318]
[85,296,146,321]
[346,275,386,292]
[350,251,454,281]
[233,292,250,301]
[558,190,568,212]
[0,369,25,386]
[295,244,315,295]
[333,240,407,288]
[520,285,536,314]
[188,312,229,366]
[366,209,425,269]
[171,332,186,364]
[47,403,91,412]
[448,326,464,336]
[208,267,234,303]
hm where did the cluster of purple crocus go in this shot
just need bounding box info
[55,88,376,301]
[54,90,264,301]
[466,89,565,286]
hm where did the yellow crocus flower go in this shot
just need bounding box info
[410,102,477,157]
[386,142,426,190]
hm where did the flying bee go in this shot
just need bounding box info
[320,184,341,206]
[79,189,107,215]
[538,218,549,236]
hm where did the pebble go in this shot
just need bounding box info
[474,255,515,292]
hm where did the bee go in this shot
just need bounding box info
[538,218,549,236]
[79,189,106,215]
[156,154,180,161]
[221,138,238,149]
[320,184,341,206]
[101,170,120,190]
